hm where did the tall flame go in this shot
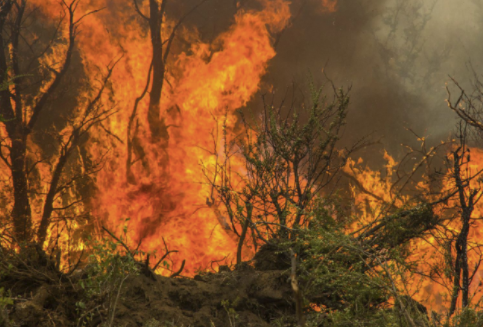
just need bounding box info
[26,0,291,275]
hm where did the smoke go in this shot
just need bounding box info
[256,0,483,158]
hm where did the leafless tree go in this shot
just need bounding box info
[203,83,363,264]
[0,0,117,246]
[446,78,483,315]
[447,72,483,140]
[445,124,483,315]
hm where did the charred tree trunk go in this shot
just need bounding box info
[147,0,169,143]
[128,0,206,179]
[449,145,476,316]
[37,150,70,245]
[126,0,169,181]
[236,202,252,265]
[290,249,305,327]
[0,0,85,245]
[38,57,118,245]
[0,1,32,243]
[9,132,32,242]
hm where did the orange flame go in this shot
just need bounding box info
[346,148,483,311]
[36,0,293,275]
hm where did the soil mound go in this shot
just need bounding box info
[1,258,304,327]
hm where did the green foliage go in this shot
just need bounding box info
[221,299,239,327]
[445,307,483,327]
[281,196,483,327]
[324,307,416,327]
[0,288,12,307]
[75,221,139,327]
[286,197,392,315]
[318,305,483,327]
[142,319,164,327]
[80,237,138,298]
[208,81,352,258]
[0,287,13,326]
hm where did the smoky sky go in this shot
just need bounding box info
[173,0,483,161]
[264,0,483,157]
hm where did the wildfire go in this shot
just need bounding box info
[26,0,291,275]
[345,147,483,310]
[5,0,481,314]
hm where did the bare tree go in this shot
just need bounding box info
[203,83,361,264]
[0,0,117,245]
[445,77,483,315]
[447,72,483,139]
[445,125,483,315]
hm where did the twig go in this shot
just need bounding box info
[101,225,133,257]
[170,260,185,278]
[108,274,129,327]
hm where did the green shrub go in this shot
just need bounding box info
[0,287,13,326]
[76,221,139,327]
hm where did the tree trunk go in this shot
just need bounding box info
[459,214,470,309]
[147,0,169,143]
[37,150,70,245]
[0,1,32,243]
[9,129,32,242]
[236,203,252,265]
[449,247,462,316]
[449,149,474,316]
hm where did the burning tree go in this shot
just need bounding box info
[446,127,483,316]
[3,0,483,325]
[91,0,293,274]
[442,76,483,316]
[126,0,207,181]
[200,73,483,322]
[0,0,116,247]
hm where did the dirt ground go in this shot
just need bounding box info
[1,246,313,327]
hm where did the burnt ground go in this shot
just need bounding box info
[0,247,320,327]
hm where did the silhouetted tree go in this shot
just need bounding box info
[0,0,117,245]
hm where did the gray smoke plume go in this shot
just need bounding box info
[246,0,483,159]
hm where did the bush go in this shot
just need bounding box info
[76,222,139,327]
